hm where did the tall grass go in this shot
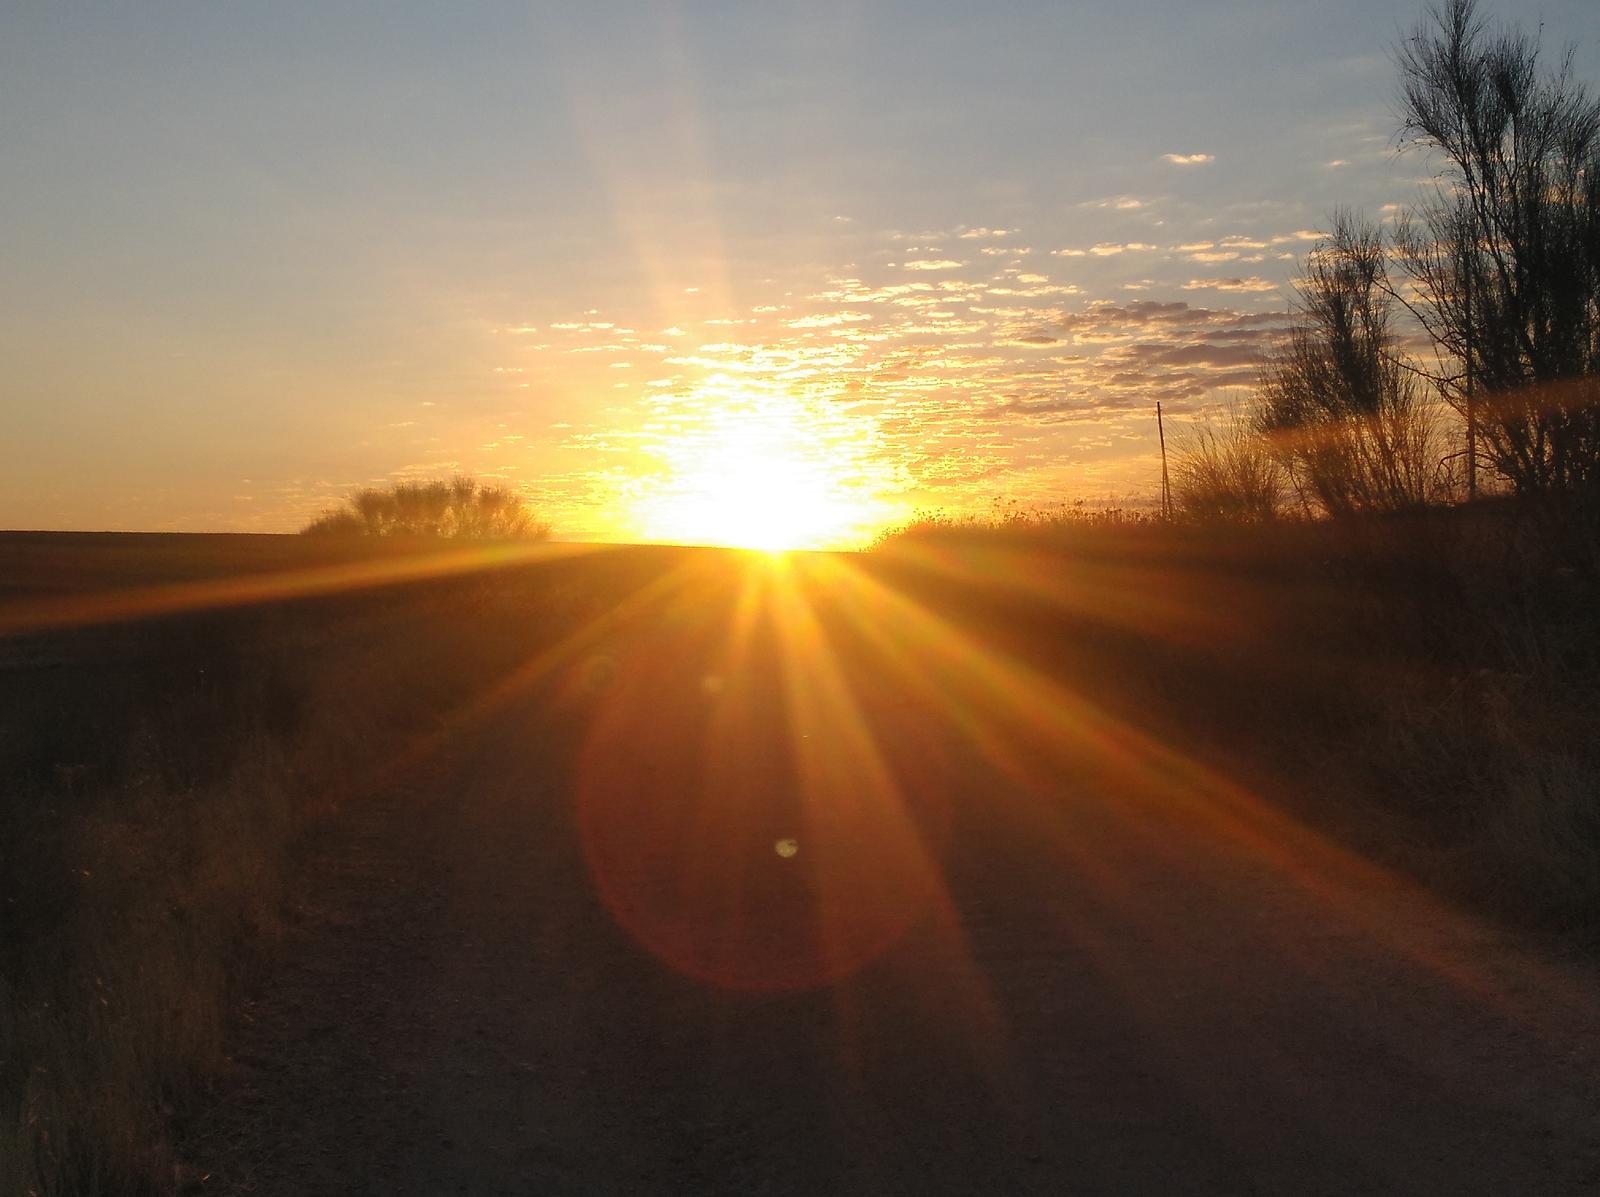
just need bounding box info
[1170,410,1286,522]
[0,741,292,1194]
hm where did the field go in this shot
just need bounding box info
[3,520,1599,1194]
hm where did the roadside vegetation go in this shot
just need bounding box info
[878,0,1600,949]
[876,499,1600,937]
[1168,0,1599,545]
[0,547,665,1196]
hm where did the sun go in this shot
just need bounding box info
[644,432,867,551]
[634,397,896,551]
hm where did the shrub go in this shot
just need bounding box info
[1171,411,1285,523]
[303,476,550,541]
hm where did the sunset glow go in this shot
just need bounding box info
[639,442,862,550]
[7,3,1600,1193]
[629,393,902,550]
[7,3,1587,536]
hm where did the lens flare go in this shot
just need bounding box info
[575,554,955,991]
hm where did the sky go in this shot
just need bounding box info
[3,1,1597,545]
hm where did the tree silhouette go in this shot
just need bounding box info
[303,477,551,540]
[1394,0,1600,503]
[1257,212,1439,515]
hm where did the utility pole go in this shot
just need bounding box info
[1157,401,1172,519]
[1464,258,1477,501]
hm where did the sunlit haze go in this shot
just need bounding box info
[2,1,1594,545]
[6,4,1600,1185]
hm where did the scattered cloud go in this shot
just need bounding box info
[1183,277,1280,293]
[1162,152,1214,166]
[788,311,873,328]
[448,221,1299,538]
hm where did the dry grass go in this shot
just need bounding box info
[874,499,1600,938]
[0,553,615,1196]
[1170,410,1286,522]
[0,744,291,1195]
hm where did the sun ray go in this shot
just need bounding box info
[0,541,604,639]
[311,551,712,813]
[791,551,1598,1029]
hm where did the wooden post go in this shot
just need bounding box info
[1157,402,1172,518]
[1464,257,1477,501]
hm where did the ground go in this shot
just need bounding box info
[181,554,1600,1195]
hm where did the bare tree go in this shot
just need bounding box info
[1257,212,1441,516]
[1393,0,1600,502]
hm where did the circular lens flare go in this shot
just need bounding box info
[574,559,952,991]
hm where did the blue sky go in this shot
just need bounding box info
[3,1,1596,541]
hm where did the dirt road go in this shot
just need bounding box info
[188,559,1600,1195]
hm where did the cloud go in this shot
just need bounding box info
[1053,300,1195,330]
[987,395,1095,420]
[1162,153,1214,166]
[1182,277,1279,293]
[1124,342,1263,369]
[519,220,1305,535]
[788,311,872,328]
